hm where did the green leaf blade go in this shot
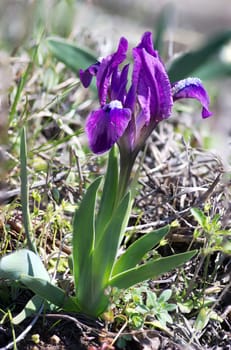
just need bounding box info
[193,59,231,80]
[110,250,197,289]
[191,208,207,228]
[0,249,50,281]
[12,295,44,325]
[72,177,101,285]
[96,146,119,238]
[94,192,132,286]
[47,37,97,72]
[167,30,231,82]
[20,127,37,253]
[72,177,103,316]
[76,192,132,317]
[20,275,78,311]
[112,225,169,276]
[154,4,174,55]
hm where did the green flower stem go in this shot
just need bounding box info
[116,151,136,205]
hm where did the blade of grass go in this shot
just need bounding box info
[9,42,39,125]
[20,127,37,253]
[9,67,31,124]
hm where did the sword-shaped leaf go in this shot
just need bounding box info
[47,37,97,72]
[72,177,102,314]
[20,275,78,312]
[112,225,169,276]
[12,295,44,325]
[0,249,49,281]
[168,30,231,82]
[95,146,118,239]
[110,250,197,289]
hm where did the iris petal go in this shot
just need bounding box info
[172,78,212,118]
[154,60,173,120]
[81,32,212,156]
[111,64,129,102]
[137,31,158,58]
[79,62,100,88]
[85,102,131,154]
[132,44,172,126]
[96,37,128,105]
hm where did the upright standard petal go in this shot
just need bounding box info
[172,78,212,118]
[136,31,158,58]
[132,45,172,127]
[111,64,129,103]
[85,101,131,154]
[96,37,128,106]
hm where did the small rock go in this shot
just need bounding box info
[50,334,61,345]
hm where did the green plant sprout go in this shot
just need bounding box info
[191,207,231,255]
[112,285,176,329]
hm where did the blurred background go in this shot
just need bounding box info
[1,0,230,70]
[77,0,231,45]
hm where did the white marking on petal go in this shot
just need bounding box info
[108,100,123,109]
[172,77,202,95]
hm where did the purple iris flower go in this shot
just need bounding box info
[80,32,212,155]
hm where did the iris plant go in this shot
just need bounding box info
[80,31,212,199]
[0,32,213,322]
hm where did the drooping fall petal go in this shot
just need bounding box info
[172,77,212,118]
[85,101,131,154]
